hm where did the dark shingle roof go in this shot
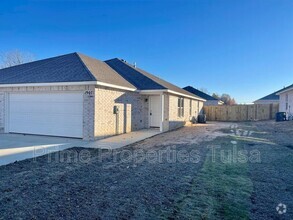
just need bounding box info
[0,53,205,100]
[255,84,293,101]
[105,59,166,90]
[276,84,293,94]
[105,58,203,100]
[183,86,219,101]
[77,53,135,89]
[0,53,135,89]
[257,92,279,101]
[0,53,96,84]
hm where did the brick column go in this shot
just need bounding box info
[83,86,95,140]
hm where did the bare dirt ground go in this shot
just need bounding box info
[133,122,234,148]
[0,121,292,219]
[239,120,293,220]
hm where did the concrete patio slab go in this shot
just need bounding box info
[86,128,161,149]
[0,129,161,166]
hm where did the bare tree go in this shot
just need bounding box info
[199,87,210,95]
[0,50,35,68]
[219,93,237,105]
[212,93,220,100]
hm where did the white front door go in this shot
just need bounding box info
[8,92,83,138]
[149,96,161,127]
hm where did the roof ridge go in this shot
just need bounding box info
[256,83,293,101]
[106,58,167,90]
[0,53,79,82]
[115,59,203,100]
[132,66,201,99]
[183,86,218,101]
[74,53,97,81]
[0,52,76,71]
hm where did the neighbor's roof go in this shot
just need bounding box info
[255,84,293,102]
[183,86,220,101]
[0,52,135,89]
[255,92,280,101]
[105,58,203,100]
[276,84,293,95]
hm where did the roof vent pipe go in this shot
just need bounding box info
[133,62,137,68]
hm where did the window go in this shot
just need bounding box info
[189,100,192,116]
[286,94,289,110]
[178,97,184,117]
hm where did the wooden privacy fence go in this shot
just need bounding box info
[204,104,279,121]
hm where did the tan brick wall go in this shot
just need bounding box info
[94,86,149,139]
[162,93,170,132]
[0,85,95,140]
[199,100,204,114]
[191,99,200,119]
[168,95,204,130]
[0,85,206,139]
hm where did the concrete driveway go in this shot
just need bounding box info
[0,129,161,166]
[0,134,85,166]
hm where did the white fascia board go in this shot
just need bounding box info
[276,87,293,95]
[0,81,137,92]
[138,89,167,95]
[95,81,136,91]
[138,89,206,101]
[0,81,97,87]
[167,89,206,102]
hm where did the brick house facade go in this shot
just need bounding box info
[0,53,205,140]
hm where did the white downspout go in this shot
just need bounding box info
[160,93,164,132]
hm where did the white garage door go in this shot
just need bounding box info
[9,92,83,138]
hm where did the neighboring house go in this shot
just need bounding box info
[254,84,293,106]
[0,52,205,140]
[276,84,293,117]
[253,91,281,104]
[183,86,224,106]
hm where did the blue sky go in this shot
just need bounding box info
[0,0,292,103]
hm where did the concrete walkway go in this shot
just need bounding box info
[0,129,161,166]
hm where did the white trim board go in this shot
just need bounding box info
[276,87,293,95]
[138,89,206,101]
[0,82,206,100]
[0,81,136,92]
[0,81,97,87]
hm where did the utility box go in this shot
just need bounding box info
[113,106,119,114]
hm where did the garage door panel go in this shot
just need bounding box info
[9,93,83,138]
[10,102,83,115]
[9,114,83,126]
[10,93,82,102]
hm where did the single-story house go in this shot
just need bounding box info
[276,84,293,116]
[0,52,205,140]
[253,84,293,105]
[183,86,224,106]
[254,90,281,104]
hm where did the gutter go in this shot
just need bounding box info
[276,87,293,95]
[138,89,206,101]
[0,81,206,101]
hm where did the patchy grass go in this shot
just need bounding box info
[0,121,292,219]
[164,136,253,219]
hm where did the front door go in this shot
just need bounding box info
[149,96,161,127]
